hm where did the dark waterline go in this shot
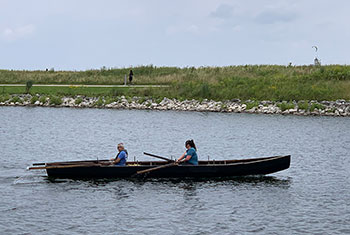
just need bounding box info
[0,106,349,234]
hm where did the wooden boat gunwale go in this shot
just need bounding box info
[42,155,288,168]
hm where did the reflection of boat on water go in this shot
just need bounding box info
[29,155,291,179]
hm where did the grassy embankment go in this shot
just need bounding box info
[1,65,350,101]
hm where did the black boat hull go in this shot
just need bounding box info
[45,155,291,179]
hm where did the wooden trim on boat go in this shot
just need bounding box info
[31,155,289,168]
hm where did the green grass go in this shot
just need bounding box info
[0,94,10,102]
[245,101,259,110]
[277,102,295,111]
[0,86,131,97]
[327,107,337,113]
[1,65,350,101]
[75,97,83,105]
[104,96,116,105]
[10,96,22,104]
[310,103,325,112]
[30,96,38,104]
[49,96,63,105]
[94,97,104,107]
[39,96,47,104]
[297,101,309,110]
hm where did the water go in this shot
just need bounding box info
[0,106,349,234]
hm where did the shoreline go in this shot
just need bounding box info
[1,94,349,117]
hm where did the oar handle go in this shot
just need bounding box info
[136,162,178,175]
[143,152,174,162]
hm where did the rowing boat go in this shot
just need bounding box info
[28,155,291,178]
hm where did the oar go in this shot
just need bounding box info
[28,163,102,170]
[136,162,178,175]
[143,152,174,162]
[32,160,108,166]
[32,162,46,166]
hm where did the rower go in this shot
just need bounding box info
[176,139,198,165]
[110,143,128,166]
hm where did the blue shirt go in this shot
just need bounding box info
[116,151,127,166]
[185,147,198,165]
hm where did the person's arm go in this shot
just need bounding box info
[184,155,192,161]
[112,157,121,164]
[182,149,194,162]
[176,151,187,162]
[111,152,124,164]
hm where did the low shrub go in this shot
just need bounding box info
[0,94,10,102]
[75,97,83,105]
[221,104,228,110]
[30,96,39,104]
[326,107,337,113]
[49,96,62,105]
[277,102,295,111]
[10,96,22,104]
[94,97,104,107]
[298,102,309,110]
[310,103,325,112]
[245,101,259,110]
[137,97,147,104]
[105,96,117,105]
[26,80,33,93]
[39,96,47,104]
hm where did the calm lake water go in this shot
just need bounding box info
[0,106,349,234]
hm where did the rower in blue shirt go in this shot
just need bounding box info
[110,143,128,166]
[176,139,198,165]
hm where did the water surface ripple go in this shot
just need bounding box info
[0,107,349,234]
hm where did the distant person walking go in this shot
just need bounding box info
[129,70,133,85]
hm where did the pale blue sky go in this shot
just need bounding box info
[1,0,349,70]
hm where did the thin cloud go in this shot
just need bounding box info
[255,10,297,24]
[1,24,36,41]
[210,4,235,19]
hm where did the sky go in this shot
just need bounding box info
[0,0,349,70]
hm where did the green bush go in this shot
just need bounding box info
[26,80,33,93]
[75,97,83,105]
[30,96,39,104]
[277,102,295,111]
[326,107,336,113]
[39,96,47,103]
[94,97,104,107]
[49,96,62,105]
[10,96,22,103]
[105,96,117,105]
[298,102,309,110]
[221,104,228,110]
[137,97,147,104]
[310,103,325,112]
[199,83,211,98]
[0,94,10,102]
[245,101,259,110]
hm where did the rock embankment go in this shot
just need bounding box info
[1,94,350,117]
